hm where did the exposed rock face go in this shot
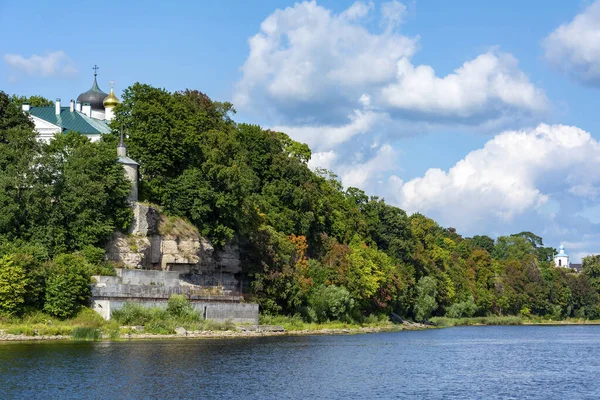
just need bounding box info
[129,203,160,236]
[106,203,242,292]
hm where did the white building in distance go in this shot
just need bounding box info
[553,244,582,272]
[22,65,120,142]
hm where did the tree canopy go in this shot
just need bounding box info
[1,86,598,322]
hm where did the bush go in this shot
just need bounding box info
[308,285,354,323]
[79,245,116,276]
[445,297,478,318]
[112,302,162,325]
[414,276,438,321]
[43,254,92,319]
[167,294,199,321]
[0,255,29,315]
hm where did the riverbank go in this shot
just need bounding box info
[431,316,600,327]
[0,320,429,342]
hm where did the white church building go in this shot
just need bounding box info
[22,66,119,142]
[554,245,583,272]
[21,66,139,202]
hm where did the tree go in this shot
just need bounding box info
[308,285,354,322]
[582,255,600,291]
[43,254,92,318]
[10,94,54,108]
[471,235,495,254]
[0,256,29,315]
[414,276,438,321]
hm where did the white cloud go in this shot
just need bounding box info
[3,50,77,79]
[388,124,600,234]
[544,1,600,86]
[308,150,338,170]
[235,1,547,141]
[272,109,385,151]
[380,51,548,120]
[234,0,418,123]
[380,0,407,30]
[341,1,374,21]
[338,143,397,188]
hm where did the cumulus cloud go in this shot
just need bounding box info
[234,0,418,124]
[380,52,548,121]
[273,109,385,151]
[544,1,600,86]
[3,50,77,79]
[388,124,600,235]
[337,143,397,188]
[235,0,547,135]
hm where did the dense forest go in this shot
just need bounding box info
[2,86,600,322]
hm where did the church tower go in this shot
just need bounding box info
[116,132,139,202]
[554,244,570,268]
[103,81,120,121]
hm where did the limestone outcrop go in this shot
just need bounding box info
[105,203,241,292]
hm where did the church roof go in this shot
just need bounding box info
[117,155,139,166]
[570,263,583,273]
[28,106,111,135]
[77,76,109,110]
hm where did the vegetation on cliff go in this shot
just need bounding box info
[2,88,600,324]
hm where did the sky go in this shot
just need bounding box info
[2,0,600,261]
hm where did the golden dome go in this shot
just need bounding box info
[103,88,120,108]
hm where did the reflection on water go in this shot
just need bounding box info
[2,326,600,399]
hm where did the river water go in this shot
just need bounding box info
[1,325,600,399]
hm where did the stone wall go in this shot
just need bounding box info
[92,299,258,325]
[91,268,257,324]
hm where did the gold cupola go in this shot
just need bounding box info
[103,82,120,108]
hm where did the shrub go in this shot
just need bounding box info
[111,302,160,325]
[71,308,105,328]
[414,276,438,321]
[167,294,199,321]
[446,297,478,318]
[308,285,354,323]
[0,255,29,315]
[43,254,92,319]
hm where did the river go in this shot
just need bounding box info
[1,325,600,399]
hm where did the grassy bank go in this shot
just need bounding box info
[258,314,396,332]
[430,316,600,327]
[430,316,525,327]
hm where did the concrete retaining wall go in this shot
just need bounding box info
[91,299,258,325]
[117,269,181,286]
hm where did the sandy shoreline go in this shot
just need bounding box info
[0,323,429,342]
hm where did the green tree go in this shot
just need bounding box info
[44,254,92,318]
[308,285,354,322]
[0,255,29,315]
[582,255,600,291]
[414,276,438,321]
[471,235,495,254]
[10,94,54,108]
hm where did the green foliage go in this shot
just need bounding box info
[167,294,200,321]
[414,276,438,321]
[111,296,204,334]
[43,254,92,318]
[10,94,54,108]
[445,296,478,318]
[308,285,354,323]
[0,256,29,315]
[71,327,102,340]
[3,85,600,324]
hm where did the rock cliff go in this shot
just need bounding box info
[106,203,241,291]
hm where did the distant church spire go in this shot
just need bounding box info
[117,130,127,157]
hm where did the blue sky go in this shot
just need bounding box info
[2,0,600,260]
